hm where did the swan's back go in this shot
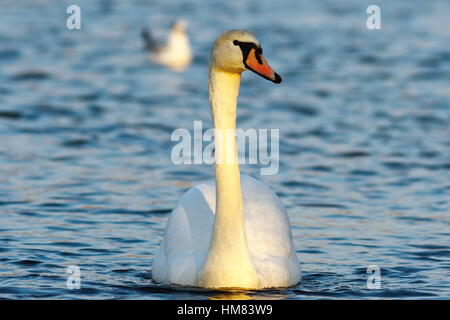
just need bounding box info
[152,175,301,288]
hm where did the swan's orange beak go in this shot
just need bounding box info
[245,48,282,83]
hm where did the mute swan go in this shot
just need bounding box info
[152,30,301,289]
[141,19,192,71]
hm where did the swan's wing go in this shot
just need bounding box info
[241,175,301,287]
[152,181,216,286]
[152,175,300,288]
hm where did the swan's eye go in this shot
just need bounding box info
[254,50,263,65]
[257,47,263,54]
[233,40,240,46]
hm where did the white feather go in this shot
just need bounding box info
[152,30,300,289]
[145,20,192,71]
[152,175,301,288]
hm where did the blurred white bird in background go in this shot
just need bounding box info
[141,19,192,71]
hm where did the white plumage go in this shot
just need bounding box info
[142,19,192,71]
[152,175,300,288]
[152,30,300,289]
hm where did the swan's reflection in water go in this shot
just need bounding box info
[147,282,289,300]
[209,288,286,300]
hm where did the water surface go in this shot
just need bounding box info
[0,0,449,299]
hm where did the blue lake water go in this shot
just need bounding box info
[0,0,449,299]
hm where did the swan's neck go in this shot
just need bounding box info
[198,67,259,289]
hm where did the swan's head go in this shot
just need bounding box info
[210,30,282,83]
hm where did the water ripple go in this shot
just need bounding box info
[0,0,449,300]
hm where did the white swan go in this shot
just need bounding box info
[142,19,192,71]
[152,30,301,289]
